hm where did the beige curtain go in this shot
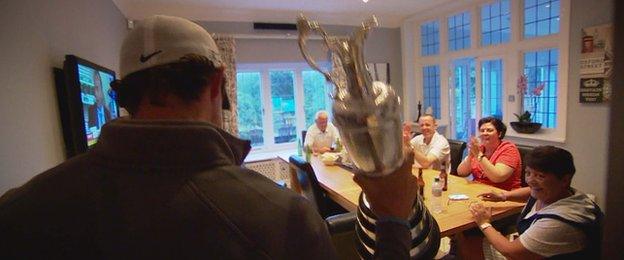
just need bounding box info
[213,35,238,135]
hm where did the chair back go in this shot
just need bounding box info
[289,155,348,218]
[448,139,467,175]
[516,144,535,187]
[325,212,358,259]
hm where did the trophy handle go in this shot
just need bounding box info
[297,15,334,83]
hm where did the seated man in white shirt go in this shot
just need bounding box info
[406,114,450,170]
[304,110,340,154]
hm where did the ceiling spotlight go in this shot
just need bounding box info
[363,0,369,3]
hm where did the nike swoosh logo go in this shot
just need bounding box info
[139,50,162,63]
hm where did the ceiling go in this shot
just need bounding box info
[112,0,457,28]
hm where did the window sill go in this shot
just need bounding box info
[506,129,565,143]
[244,148,298,163]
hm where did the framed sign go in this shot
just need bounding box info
[580,24,613,103]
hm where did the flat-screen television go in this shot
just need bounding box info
[55,55,119,157]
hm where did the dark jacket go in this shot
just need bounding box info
[0,119,335,259]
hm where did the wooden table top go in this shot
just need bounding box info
[280,154,526,237]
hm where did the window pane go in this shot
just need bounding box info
[448,11,471,51]
[524,0,559,39]
[523,49,558,128]
[481,59,503,119]
[303,70,330,128]
[236,72,264,147]
[481,0,511,47]
[422,65,441,118]
[270,70,296,144]
[421,20,440,56]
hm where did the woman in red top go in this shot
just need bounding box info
[457,117,522,190]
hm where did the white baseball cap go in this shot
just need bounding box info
[119,15,223,79]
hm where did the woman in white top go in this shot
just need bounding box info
[470,146,603,259]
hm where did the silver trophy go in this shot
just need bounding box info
[297,15,440,259]
[297,14,403,177]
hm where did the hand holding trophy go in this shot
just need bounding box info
[297,14,440,259]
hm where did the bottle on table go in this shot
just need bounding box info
[439,162,448,191]
[431,177,443,214]
[335,138,342,153]
[417,168,425,198]
[305,146,312,162]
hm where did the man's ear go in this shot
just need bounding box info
[209,68,225,99]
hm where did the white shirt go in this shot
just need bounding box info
[409,131,450,170]
[304,122,339,151]
[519,201,586,257]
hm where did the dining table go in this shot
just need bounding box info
[280,154,526,237]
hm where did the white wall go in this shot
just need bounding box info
[0,0,127,194]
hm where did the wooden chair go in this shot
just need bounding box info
[288,155,347,218]
[448,139,467,175]
[516,144,535,187]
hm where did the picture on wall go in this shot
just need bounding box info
[579,24,613,103]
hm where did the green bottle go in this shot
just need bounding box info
[305,147,312,162]
[335,138,342,152]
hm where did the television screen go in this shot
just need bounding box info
[76,63,119,146]
[57,55,119,157]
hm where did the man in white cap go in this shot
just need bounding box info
[0,15,418,259]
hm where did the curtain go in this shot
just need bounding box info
[213,35,238,135]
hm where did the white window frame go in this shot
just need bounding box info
[237,62,332,153]
[402,0,569,142]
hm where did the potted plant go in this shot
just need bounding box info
[511,75,543,134]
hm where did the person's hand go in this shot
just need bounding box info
[353,152,417,220]
[402,123,412,147]
[478,191,506,202]
[469,202,492,225]
[468,136,481,158]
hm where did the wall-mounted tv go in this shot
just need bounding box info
[55,55,119,158]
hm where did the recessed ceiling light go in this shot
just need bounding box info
[363,0,369,3]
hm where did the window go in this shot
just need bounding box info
[269,70,296,144]
[422,65,441,118]
[405,1,569,142]
[523,49,558,128]
[481,0,511,46]
[237,63,332,151]
[448,11,471,51]
[302,70,332,128]
[237,72,264,147]
[524,0,560,39]
[481,59,503,119]
[420,21,440,56]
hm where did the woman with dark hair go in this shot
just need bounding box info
[457,116,522,190]
[471,146,603,259]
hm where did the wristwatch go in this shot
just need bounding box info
[479,222,492,231]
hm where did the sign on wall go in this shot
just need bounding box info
[579,24,613,103]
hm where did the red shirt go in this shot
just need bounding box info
[470,140,522,191]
